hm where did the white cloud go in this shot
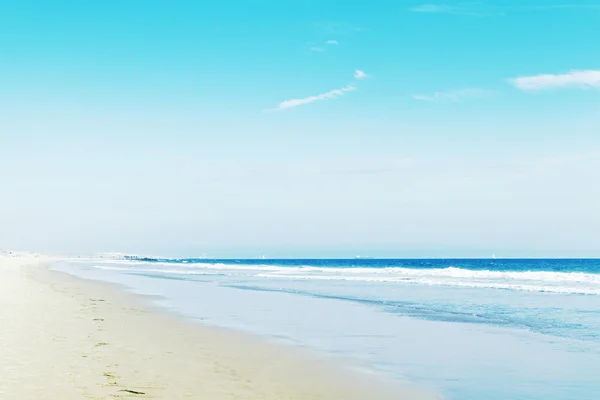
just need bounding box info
[266,85,356,112]
[326,40,339,45]
[412,88,490,102]
[354,70,369,79]
[509,70,600,91]
[309,46,325,52]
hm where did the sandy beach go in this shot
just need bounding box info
[0,256,436,400]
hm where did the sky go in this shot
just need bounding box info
[1,0,599,258]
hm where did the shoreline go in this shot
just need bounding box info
[1,256,439,400]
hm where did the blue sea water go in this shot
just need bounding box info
[54,258,600,400]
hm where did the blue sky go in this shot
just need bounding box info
[1,1,599,257]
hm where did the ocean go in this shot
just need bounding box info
[54,258,600,400]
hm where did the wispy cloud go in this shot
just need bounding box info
[412,88,491,102]
[509,70,600,91]
[266,85,356,112]
[410,3,502,17]
[305,40,339,53]
[266,70,370,112]
[354,70,369,80]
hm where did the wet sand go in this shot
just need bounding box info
[0,256,439,400]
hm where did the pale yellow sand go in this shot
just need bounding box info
[0,256,439,400]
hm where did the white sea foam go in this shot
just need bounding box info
[88,262,600,295]
[93,265,231,276]
[255,273,600,295]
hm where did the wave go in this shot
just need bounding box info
[254,266,600,295]
[89,262,600,295]
[255,273,600,295]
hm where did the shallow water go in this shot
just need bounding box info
[54,258,600,400]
